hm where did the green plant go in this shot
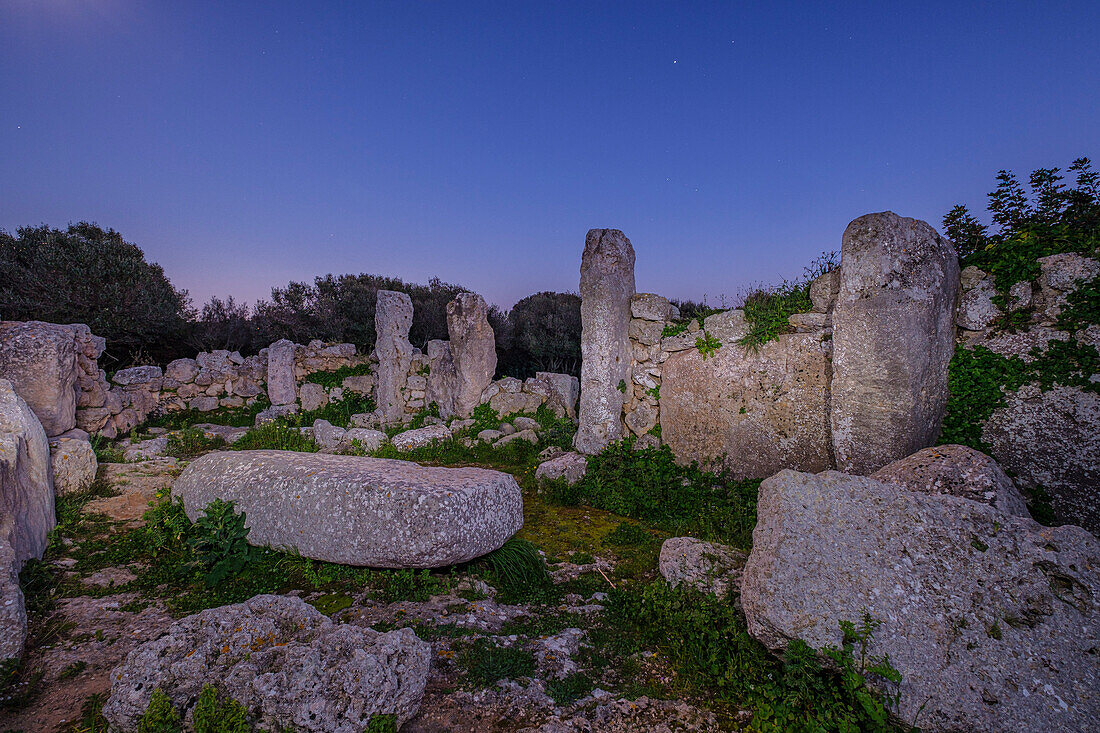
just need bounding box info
[136,689,181,733]
[165,428,226,459]
[695,331,722,359]
[457,639,536,687]
[365,714,397,733]
[476,538,550,601]
[90,434,126,464]
[232,422,318,452]
[602,521,653,547]
[739,281,812,351]
[58,660,87,680]
[546,672,594,705]
[192,684,250,733]
[144,397,271,431]
[188,500,255,587]
[616,379,627,393]
[303,362,373,389]
[646,385,660,402]
[71,693,110,733]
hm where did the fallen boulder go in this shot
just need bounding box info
[102,594,431,732]
[173,450,523,567]
[871,444,1029,517]
[741,469,1100,732]
[0,379,55,568]
[658,537,746,599]
[48,431,98,495]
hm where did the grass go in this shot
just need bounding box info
[474,538,551,602]
[231,422,318,452]
[303,363,373,389]
[143,397,271,431]
[456,638,536,687]
[165,427,226,459]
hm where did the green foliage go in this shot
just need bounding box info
[145,398,270,431]
[739,282,812,351]
[303,362,373,389]
[365,714,398,733]
[165,427,226,459]
[136,689,182,733]
[188,500,255,587]
[602,521,653,547]
[694,331,722,359]
[496,291,581,378]
[73,693,110,733]
[545,672,595,705]
[309,593,354,615]
[616,379,627,393]
[232,422,318,452]
[1057,274,1100,330]
[90,434,127,464]
[469,402,502,434]
[942,204,989,258]
[406,401,441,430]
[192,684,250,733]
[379,569,441,603]
[290,393,377,429]
[476,538,551,601]
[560,439,759,548]
[605,582,902,732]
[0,223,191,366]
[457,638,536,687]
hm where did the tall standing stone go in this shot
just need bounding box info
[265,339,297,406]
[574,229,636,455]
[424,340,457,418]
[446,293,497,418]
[830,212,960,474]
[375,290,414,424]
[0,321,80,436]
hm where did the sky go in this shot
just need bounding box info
[2,1,1098,311]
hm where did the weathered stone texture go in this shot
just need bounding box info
[0,320,80,435]
[575,229,635,454]
[265,339,297,406]
[830,212,960,474]
[0,379,55,568]
[658,537,746,599]
[102,595,431,732]
[982,385,1100,534]
[375,290,415,423]
[535,452,588,485]
[447,293,497,418]
[660,332,833,479]
[741,469,1100,733]
[872,444,1029,517]
[48,432,98,495]
[425,339,458,418]
[173,451,522,568]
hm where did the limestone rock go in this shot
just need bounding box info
[311,419,346,452]
[957,266,1002,331]
[122,436,167,462]
[266,339,297,406]
[165,358,199,383]
[0,379,55,569]
[447,293,498,418]
[102,595,431,732]
[375,291,415,423]
[658,537,746,599]
[535,452,588,485]
[0,523,26,661]
[424,339,458,418]
[255,403,298,425]
[830,212,960,474]
[786,312,828,332]
[173,451,522,567]
[48,433,98,495]
[299,382,329,412]
[1036,253,1100,319]
[339,428,387,453]
[512,416,539,432]
[809,269,840,313]
[0,320,80,435]
[871,444,1029,517]
[341,374,374,396]
[701,309,748,344]
[661,332,833,480]
[741,469,1100,733]
[534,372,580,419]
[1007,280,1032,311]
[490,390,543,417]
[495,429,537,447]
[983,385,1100,534]
[575,229,635,454]
[188,395,219,412]
[623,401,657,437]
[627,319,664,346]
[630,293,672,322]
[391,424,453,452]
[478,429,503,443]
[111,365,162,386]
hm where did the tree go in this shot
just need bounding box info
[498,291,582,378]
[987,170,1030,231]
[942,204,989,259]
[188,296,254,353]
[0,223,191,366]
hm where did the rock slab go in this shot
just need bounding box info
[0,320,80,435]
[102,594,431,732]
[266,339,297,406]
[658,537,747,599]
[830,212,960,474]
[741,469,1100,733]
[574,229,635,454]
[447,293,498,418]
[172,450,522,568]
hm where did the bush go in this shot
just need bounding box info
[192,684,250,733]
[188,500,255,587]
[136,689,181,733]
[0,223,192,367]
[496,291,582,378]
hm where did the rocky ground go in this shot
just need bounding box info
[2,435,727,733]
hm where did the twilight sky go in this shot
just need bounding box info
[2,1,1097,310]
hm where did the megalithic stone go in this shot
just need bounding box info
[375,290,414,424]
[446,293,497,418]
[830,211,960,474]
[574,229,636,455]
[265,339,297,406]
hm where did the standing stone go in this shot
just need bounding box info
[424,340,457,418]
[446,293,497,418]
[375,290,415,424]
[0,378,55,569]
[266,339,297,406]
[0,321,80,436]
[575,229,636,454]
[741,469,1100,733]
[830,212,960,474]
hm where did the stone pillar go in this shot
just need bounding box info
[446,293,497,418]
[0,321,79,436]
[375,290,415,424]
[266,339,298,406]
[424,339,457,418]
[574,229,636,454]
[830,212,960,474]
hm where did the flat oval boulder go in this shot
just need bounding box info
[172,450,523,568]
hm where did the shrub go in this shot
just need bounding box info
[188,500,255,587]
[136,689,181,733]
[192,684,250,733]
